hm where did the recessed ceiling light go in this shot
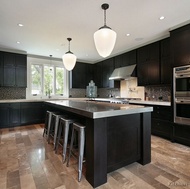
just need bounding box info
[159,16,165,20]
[126,33,130,37]
[17,41,20,44]
[18,23,24,27]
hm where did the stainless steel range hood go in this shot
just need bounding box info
[109,64,136,80]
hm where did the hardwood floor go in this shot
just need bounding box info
[0,124,190,189]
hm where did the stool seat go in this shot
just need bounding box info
[67,122,85,182]
[55,117,76,163]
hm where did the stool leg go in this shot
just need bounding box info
[78,129,85,182]
[53,117,60,149]
[62,122,70,163]
[67,127,75,167]
[47,115,54,144]
[55,121,63,154]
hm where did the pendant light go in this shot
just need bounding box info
[94,3,117,58]
[62,38,77,71]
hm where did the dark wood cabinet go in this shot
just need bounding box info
[170,24,190,67]
[151,105,173,140]
[70,62,94,88]
[20,102,45,125]
[9,103,21,126]
[160,38,171,84]
[94,62,102,88]
[114,50,136,68]
[0,103,10,128]
[137,42,160,86]
[2,51,27,87]
[173,123,190,146]
[102,58,115,88]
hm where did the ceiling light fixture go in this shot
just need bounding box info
[62,38,76,71]
[94,3,117,58]
[159,16,165,20]
[126,33,130,37]
[18,23,24,27]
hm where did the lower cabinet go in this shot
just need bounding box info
[20,102,45,125]
[0,102,45,129]
[0,103,10,128]
[151,105,173,140]
[173,123,190,146]
[9,103,21,126]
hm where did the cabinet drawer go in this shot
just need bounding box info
[152,105,172,121]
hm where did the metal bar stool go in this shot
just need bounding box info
[47,113,67,149]
[55,117,76,163]
[43,111,58,138]
[67,122,85,182]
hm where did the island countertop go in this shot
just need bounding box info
[45,100,153,119]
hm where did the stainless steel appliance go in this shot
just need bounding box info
[173,65,190,125]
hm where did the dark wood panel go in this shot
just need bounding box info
[9,103,21,126]
[0,103,10,128]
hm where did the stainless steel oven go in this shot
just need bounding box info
[174,65,190,125]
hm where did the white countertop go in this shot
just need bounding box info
[0,98,171,106]
[129,100,171,106]
[45,100,153,119]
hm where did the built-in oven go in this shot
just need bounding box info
[174,65,190,125]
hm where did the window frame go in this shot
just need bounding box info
[26,56,69,99]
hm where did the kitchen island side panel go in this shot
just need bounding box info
[107,114,141,172]
[85,118,107,188]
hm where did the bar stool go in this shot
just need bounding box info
[43,111,58,138]
[47,113,67,149]
[67,122,85,182]
[55,117,76,163]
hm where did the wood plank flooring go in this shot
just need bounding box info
[0,124,190,189]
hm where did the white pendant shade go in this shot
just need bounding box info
[94,27,117,58]
[62,53,76,71]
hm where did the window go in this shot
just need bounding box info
[27,56,69,99]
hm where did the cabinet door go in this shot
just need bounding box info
[94,62,102,88]
[149,42,159,61]
[16,67,27,87]
[3,52,15,67]
[102,58,115,88]
[9,103,20,127]
[3,67,16,87]
[137,46,148,62]
[15,54,27,67]
[86,64,94,86]
[148,60,160,85]
[137,62,149,86]
[20,102,45,124]
[161,38,170,58]
[71,62,86,88]
[171,24,190,67]
[0,104,10,128]
[0,52,3,86]
[114,55,122,68]
[160,57,171,84]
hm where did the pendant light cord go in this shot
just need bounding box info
[104,9,106,26]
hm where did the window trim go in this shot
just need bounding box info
[26,56,69,99]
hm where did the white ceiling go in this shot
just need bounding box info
[0,0,190,63]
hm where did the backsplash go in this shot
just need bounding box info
[69,88,120,98]
[145,86,171,101]
[0,87,26,99]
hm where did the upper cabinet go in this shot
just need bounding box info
[160,38,171,85]
[2,51,27,87]
[114,50,136,68]
[137,42,160,86]
[70,62,94,88]
[170,24,190,67]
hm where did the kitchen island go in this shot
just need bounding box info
[45,100,153,188]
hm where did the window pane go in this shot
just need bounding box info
[56,67,64,95]
[44,66,54,96]
[31,65,42,95]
